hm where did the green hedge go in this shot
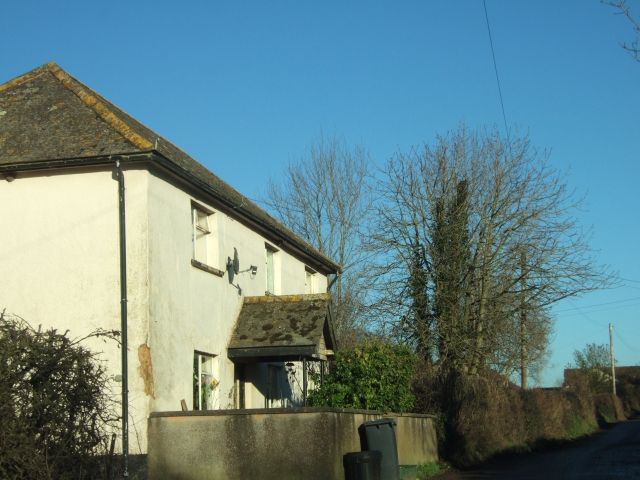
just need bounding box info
[309,339,417,412]
[415,370,600,467]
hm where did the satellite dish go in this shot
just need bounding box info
[233,248,240,275]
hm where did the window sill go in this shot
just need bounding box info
[191,259,225,277]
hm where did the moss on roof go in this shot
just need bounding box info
[0,64,138,162]
[228,294,335,358]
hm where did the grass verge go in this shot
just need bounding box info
[416,461,449,479]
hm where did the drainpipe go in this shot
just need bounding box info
[116,159,129,478]
[327,272,340,291]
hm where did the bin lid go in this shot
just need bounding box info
[363,418,397,428]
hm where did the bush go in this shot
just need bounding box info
[308,339,417,412]
[564,414,591,438]
[0,311,118,479]
[593,393,625,426]
[416,461,447,478]
[566,343,613,394]
[413,368,599,467]
[616,372,640,416]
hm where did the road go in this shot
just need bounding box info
[437,419,640,479]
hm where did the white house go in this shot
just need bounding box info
[0,63,339,454]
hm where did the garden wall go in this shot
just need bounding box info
[147,407,438,480]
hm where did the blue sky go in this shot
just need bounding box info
[3,1,639,386]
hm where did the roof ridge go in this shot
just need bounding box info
[45,63,153,150]
[0,62,152,151]
[0,61,54,94]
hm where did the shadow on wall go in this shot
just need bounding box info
[244,362,295,408]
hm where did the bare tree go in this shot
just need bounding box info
[367,126,612,379]
[604,0,640,61]
[264,135,373,345]
[568,343,613,393]
[488,301,552,385]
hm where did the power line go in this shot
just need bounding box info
[562,299,607,328]
[554,295,640,314]
[557,302,640,319]
[482,0,511,146]
[614,328,639,354]
[561,310,638,369]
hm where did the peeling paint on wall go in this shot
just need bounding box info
[138,343,155,398]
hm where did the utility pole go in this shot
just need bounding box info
[609,323,616,396]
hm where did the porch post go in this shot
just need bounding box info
[302,357,308,406]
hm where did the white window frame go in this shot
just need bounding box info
[265,243,278,295]
[192,201,215,267]
[194,351,218,411]
[305,266,317,294]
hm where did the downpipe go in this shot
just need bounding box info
[116,159,129,478]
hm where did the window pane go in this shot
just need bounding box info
[193,352,218,410]
[196,210,210,232]
[195,230,207,263]
[266,249,274,293]
[305,271,313,294]
[192,206,212,264]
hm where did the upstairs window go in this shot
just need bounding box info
[192,202,213,266]
[265,244,278,294]
[305,267,316,294]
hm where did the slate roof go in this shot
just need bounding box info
[228,294,336,361]
[0,63,340,274]
[0,64,138,162]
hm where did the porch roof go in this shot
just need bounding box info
[227,293,336,363]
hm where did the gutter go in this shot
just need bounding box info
[0,152,151,173]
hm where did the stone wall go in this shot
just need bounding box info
[147,407,438,480]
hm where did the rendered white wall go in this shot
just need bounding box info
[0,165,331,453]
[0,166,151,453]
[146,171,329,413]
